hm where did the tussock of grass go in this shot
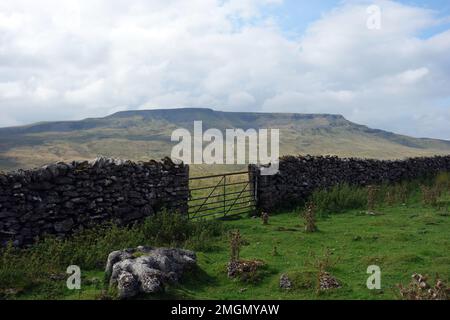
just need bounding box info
[309,173,450,217]
[311,183,367,217]
[285,271,317,290]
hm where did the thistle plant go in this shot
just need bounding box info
[229,230,242,262]
[261,212,269,225]
[304,202,317,233]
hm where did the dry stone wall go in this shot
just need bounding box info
[250,155,450,212]
[0,157,189,246]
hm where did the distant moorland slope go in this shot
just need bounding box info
[1,108,450,174]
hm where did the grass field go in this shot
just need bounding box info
[1,175,449,300]
[174,204,450,300]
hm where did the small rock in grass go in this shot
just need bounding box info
[319,272,341,290]
[279,274,292,290]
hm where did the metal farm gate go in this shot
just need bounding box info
[188,171,256,219]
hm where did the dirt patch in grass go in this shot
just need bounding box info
[275,226,300,232]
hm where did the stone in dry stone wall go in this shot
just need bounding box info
[0,157,189,246]
[250,155,450,212]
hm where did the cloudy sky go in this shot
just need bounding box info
[1,0,450,139]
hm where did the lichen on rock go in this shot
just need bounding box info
[105,246,196,299]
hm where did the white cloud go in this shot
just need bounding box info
[0,81,22,99]
[396,68,429,84]
[262,0,450,139]
[0,0,449,139]
[227,91,256,108]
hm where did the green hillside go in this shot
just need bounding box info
[1,108,450,174]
